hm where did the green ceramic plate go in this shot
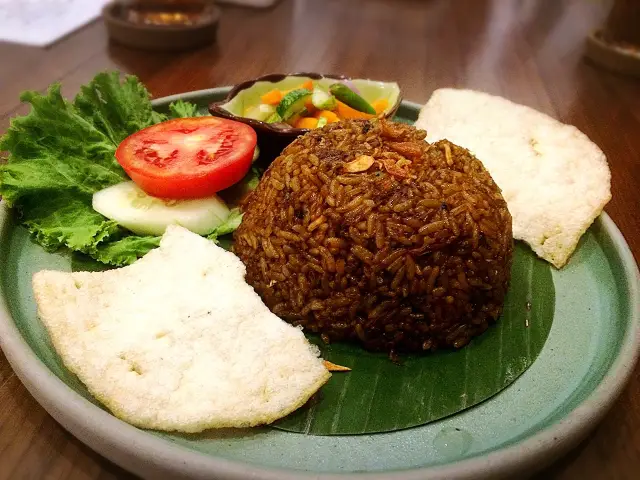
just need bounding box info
[0,89,638,480]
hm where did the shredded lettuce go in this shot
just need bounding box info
[0,72,220,266]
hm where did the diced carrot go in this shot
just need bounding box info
[314,110,340,123]
[260,89,283,105]
[371,98,389,115]
[295,117,319,129]
[336,101,375,120]
[301,79,314,90]
[304,99,317,114]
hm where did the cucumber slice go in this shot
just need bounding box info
[265,112,283,123]
[329,83,376,114]
[276,89,312,120]
[92,181,231,236]
[317,117,328,128]
[244,103,276,121]
[311,87,337,110]
[286,108,309,127]
[252,145,260,162]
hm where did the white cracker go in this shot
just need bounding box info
[32,225,330,433]
[416,88,611,268]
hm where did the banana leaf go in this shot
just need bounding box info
[273,242,555,435]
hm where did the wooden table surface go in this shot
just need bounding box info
[1,0,638,478]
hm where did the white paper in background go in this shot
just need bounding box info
[0,0,112,47]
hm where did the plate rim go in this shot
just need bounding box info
[0,89,638,479]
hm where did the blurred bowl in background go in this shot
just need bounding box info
[103,0,220,51]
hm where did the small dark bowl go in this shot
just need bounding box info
[103,1,220,52]
[208,72,402,159]
[585,30,640,78]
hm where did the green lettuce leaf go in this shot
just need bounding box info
[207,208,243,244]
[0,71,204,266]
[246,166,264,190]
[0,85,127,206]
[74,72,157,146]
[19,194,120,253]
[151,111,169,124]
[168,99,202,118]
[90,235,162,266]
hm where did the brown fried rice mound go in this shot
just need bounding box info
[234,119,513,353]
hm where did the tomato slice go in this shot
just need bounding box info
[115,117,257,199]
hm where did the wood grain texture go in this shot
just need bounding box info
[0,0,638,478]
